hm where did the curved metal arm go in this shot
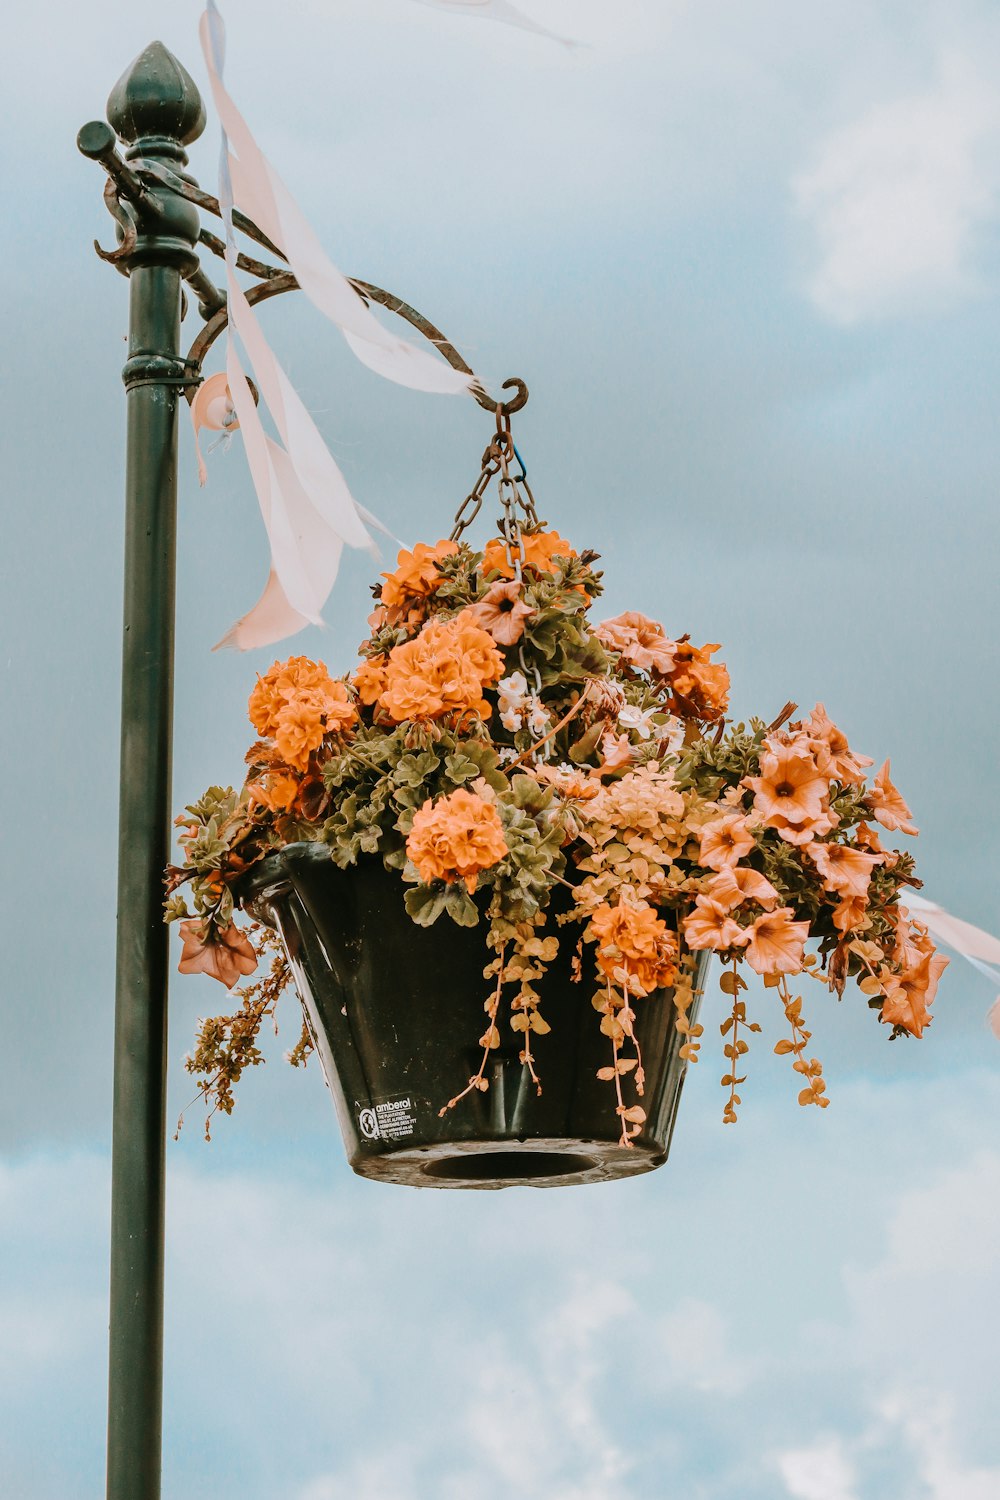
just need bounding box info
[137,162,528,416]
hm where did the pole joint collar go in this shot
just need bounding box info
[122,352,201,393]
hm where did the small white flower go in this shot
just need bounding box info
[497,671,530,731]
[657,716,686,755]
[618,703,656,740]
[527,696,551,738]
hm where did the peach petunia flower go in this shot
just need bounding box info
[761,805,840,846]
[683,897,749,952]
[589,895,678,993]
[868,760,918,837]
[466,579,536,645]
[745,740,834,845]
[406,788,508,893]
[178,920,258,989]
[595,612,677,676]
[704,866,780,912]
[879,948,948,1037]
[854,821,885,854]
[379,539,457,614]
[698,813,755,871]
[743,907,811,975]
[803,704,873,785]
[668,640,730,722]
[831,894,871,936]
[808,841,882,900]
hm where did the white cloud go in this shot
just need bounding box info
[777,1438,858,1500]
[657,1296,750,1395]
[794,54,1000,323]
[877,1396,1000,1500]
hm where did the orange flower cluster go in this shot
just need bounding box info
[481,528,578,579]
[406,788,509,892]
[589,896,678,995]
[379,611,504,723]
[379,539,457,615]
[248,657,358,772]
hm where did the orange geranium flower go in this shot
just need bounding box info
[248,658,359,773]
[698,813,755,870]
[352,655,388,706]
[249,656,346,738]
[803,703,873,785]
[273,684,357,772]
[379,611,504,724]
[743,907,811,975]
[704,866,780,912]
[596,612,677,675]
[880,948,948,1037]
[745,740,834,845]
[589,896,678,993]
[868,760,918,837]
[808,841,882,899]
[481,528,578,580]
[177,920,258,989]
[379,539,457,613]
[683,897,749,952]
[406,788,508,892]
[466,579,536,645]
[667,640,730,722]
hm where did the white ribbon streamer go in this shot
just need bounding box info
[199,3,477,648]
[408,0,577,46]
[904,892,1000,1037]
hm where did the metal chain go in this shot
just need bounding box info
[450,405,539,550]
[451,407,544,703]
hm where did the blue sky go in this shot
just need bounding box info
[2,1,999,1496]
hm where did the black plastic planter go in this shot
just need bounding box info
[240,844,709,1189]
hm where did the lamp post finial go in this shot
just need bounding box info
[107,40,206,154]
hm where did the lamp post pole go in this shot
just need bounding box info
[78,43,206,1500]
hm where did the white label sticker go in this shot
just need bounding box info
[357,1095,416,1142]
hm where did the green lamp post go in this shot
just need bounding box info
[78,36,528,1500]
[78,42,206,1500]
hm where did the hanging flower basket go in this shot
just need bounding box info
[166,428,945,1188]
[237,846,712,1186]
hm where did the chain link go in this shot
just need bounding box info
[451,406,544,700]
[450,405,539,552]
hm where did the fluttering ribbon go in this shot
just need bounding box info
[407,0,577,46]
[198,3,477,649]
[904,892,1000,1038]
